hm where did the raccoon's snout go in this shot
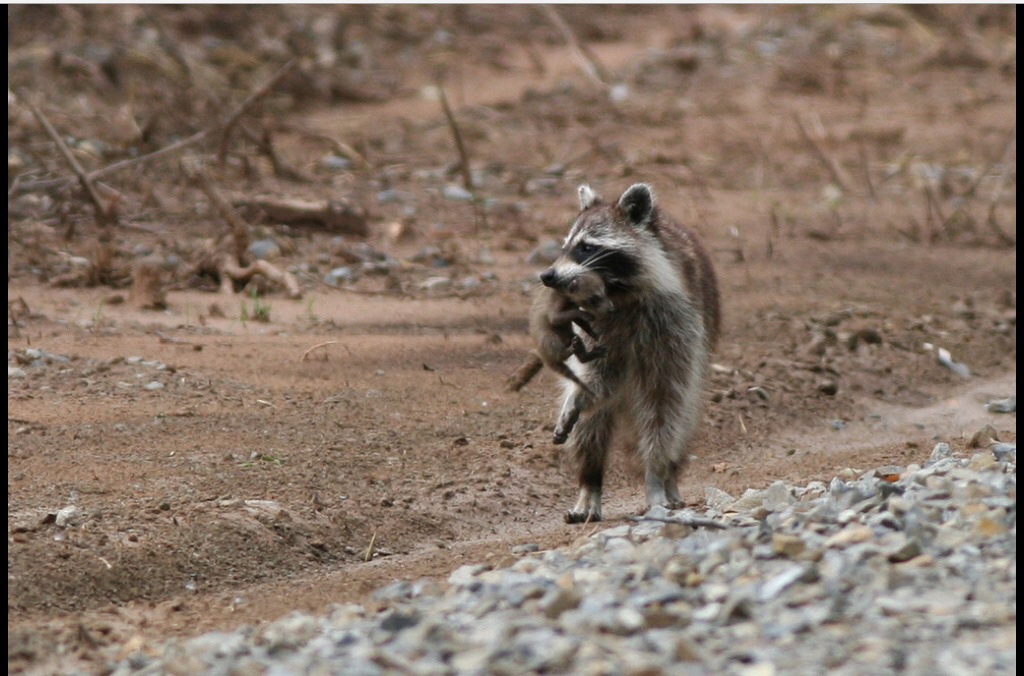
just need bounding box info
[540,268,559,288]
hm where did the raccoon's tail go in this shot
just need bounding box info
[506,352,544,392]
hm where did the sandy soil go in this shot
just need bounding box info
[7,5,1015,673]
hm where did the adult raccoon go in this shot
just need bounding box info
[540,183,720,523]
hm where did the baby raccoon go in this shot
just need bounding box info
[530,270,614,443]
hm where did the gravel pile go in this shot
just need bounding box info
[114,442,1015,675]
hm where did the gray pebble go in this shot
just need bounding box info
[108,439,1016,675]
[249,239,282,261]
[442,184,474,202]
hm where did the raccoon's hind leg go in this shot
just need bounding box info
[564,404,615,524]
[636,417,692,512]
[643,462,685,511]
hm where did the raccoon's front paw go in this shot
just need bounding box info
[564,509,602,524]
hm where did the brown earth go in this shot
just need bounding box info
[7,5,1016,674]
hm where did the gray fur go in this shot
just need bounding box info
[543,183,720,524]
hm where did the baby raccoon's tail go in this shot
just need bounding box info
[506,352,543,392]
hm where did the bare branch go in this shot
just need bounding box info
[793,112,853,193]
[436,81,489,232]
[539,6,611,88]
[217,59,298,164]
[25,99,116,227]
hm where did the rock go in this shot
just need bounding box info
[824,525,873,549]
[323,266,359,287]
[928,442,954,463]
[817,379,838,396]
[704,486,736,510]
[54,506,86,528]
[320,155,353,172]
[442,184,474,202]
[539,585,581,619]
[448,564,488,587]
[771,533,806,559]
[248,239,282,261]
[968,424,999,448]
[143,381,165,391]
[990,443,1016,462]
[418,276,451,292]
[259,612,320,653]
[985,396,1016,414]
[8,366,27,379]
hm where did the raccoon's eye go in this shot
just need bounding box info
[577,242,597,257]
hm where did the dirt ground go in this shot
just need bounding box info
[7,6,1016,673]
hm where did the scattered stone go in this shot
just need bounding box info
[985,396,1016,414]
[54,506,86,528]
[990,443,1015,462]
[968,423,1000,448]
[248,239,282,261]
[817,379,838,396]
[418,276,451,292]
[107,444,1016,676]
[322,266,360,287]
[143,381,165,391]
[442,184,474,202]
[928,442,954,463]
[926,344,971,378]
[846,327,883,350]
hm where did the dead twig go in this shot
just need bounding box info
[25,99,117,229]
[539,5,611,88]
[186,163,251,263]
[301,341,338,361]
[793,112,853,193]
[184,163,302,300]
[217,59,298,164]
[13,60,299,195]
[437,83,474,195]
[436,81,489,232]
[963,125,1016,199]
[296,130,370,171]
[364,529,377,562]
[627,514,729,530]
[857,138,876,200]
[242,125,310,183]
[985,204,1015,246]
[8,297,32,336]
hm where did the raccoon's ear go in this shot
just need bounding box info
[618,183,655,227]
[578,184,601,210]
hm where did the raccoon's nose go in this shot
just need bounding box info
[540,269,558,288]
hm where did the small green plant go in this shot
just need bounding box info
[241,289,272,324]
[238,453,284,469]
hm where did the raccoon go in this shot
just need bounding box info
[507,271,614,394]
[540,183,720,523]
[529,270,615,444]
